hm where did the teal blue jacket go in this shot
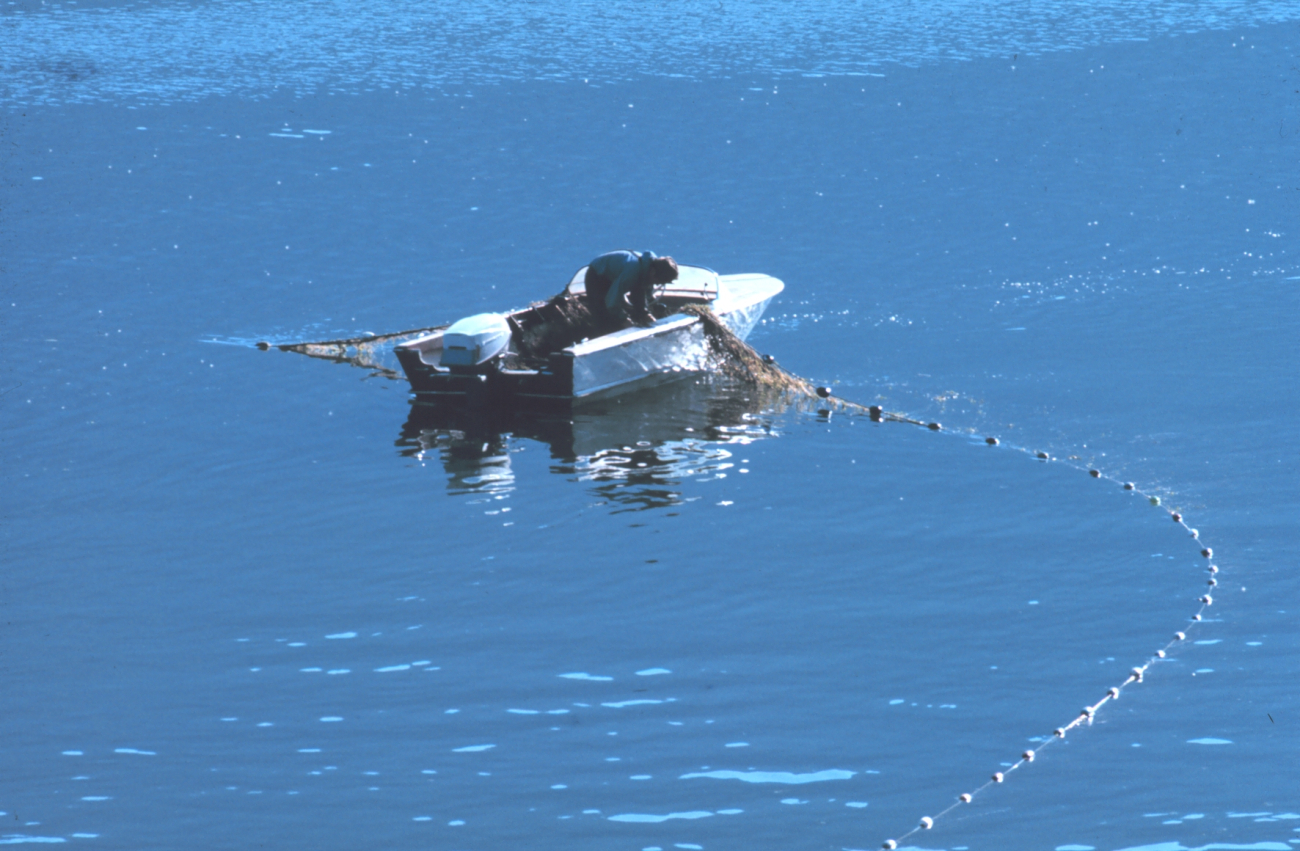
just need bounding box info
[588,250,660,312]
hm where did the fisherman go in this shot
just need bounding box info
[584,250,679,326]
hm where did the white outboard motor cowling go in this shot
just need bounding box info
[440,312,512,370]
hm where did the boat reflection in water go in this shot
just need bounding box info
[396,376,818,510]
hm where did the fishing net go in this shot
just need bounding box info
[270,301,925,427]
[680,304,813,392]
[673,316,1220,851]
[511,294,624,361]
[267,295,1223,851]
[679,304,931,426]
[271,325,448,378]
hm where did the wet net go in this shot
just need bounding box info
[679,304,933,426]
[678,302,1225,850]
[680,305,813,392]
[511,294,624,361]
[270,302,922,429]
[272,325,448,379]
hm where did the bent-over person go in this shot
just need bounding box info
[584,250,679,326]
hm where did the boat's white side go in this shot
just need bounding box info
[566,273,783,399]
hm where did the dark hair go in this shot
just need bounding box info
[650,256,679,283]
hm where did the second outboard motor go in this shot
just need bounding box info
[440,313,512,373]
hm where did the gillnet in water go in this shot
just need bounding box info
[672,306,1226,849]
[262,298,1225,850]
[268,302,924,430]
[680,304,814,393]
[272,325,448,379]
[681,304,931,426]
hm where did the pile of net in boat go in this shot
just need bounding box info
[511,294,624,360]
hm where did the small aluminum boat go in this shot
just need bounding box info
[395,264,783,407]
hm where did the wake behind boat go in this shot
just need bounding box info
[395,263,783,407]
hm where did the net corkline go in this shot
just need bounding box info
[687,305,1220,850]
[270,304,1222,849]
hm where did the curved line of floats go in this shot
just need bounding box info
[811,388,1218,850]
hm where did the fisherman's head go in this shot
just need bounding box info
[649,256,679,284]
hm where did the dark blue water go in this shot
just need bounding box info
[4,3,1299,850]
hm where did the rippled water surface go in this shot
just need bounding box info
[5,0,1300,103]
[3,3,1299,850]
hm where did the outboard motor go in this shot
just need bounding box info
[439,312,512,373]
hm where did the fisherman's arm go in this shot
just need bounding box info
[606,265,638,313]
